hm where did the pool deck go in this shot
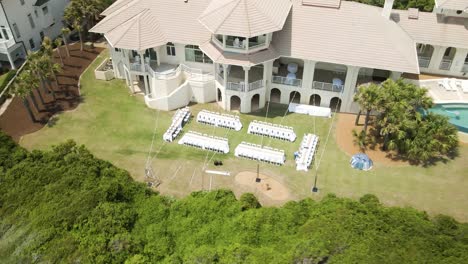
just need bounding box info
[459,132,468,144]
[405,78,468,104]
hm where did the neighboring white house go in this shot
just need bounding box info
[91,0,468,114]
[0,0,70,69]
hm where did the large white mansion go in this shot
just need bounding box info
[91,0,468,113]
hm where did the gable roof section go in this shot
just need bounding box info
[198,0,292,38]
[91,0,213,50]
[273,1,420,74]
[393,10,468,49]
[104,9,167,50]
[435,0,468,10]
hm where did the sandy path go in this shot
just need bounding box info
[235,171,290,201]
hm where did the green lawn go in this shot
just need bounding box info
[20,51,468,221]
[0,70,16,93]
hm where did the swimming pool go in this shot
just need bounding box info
[428,104,468,133]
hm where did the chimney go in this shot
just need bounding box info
[381,0,395,19]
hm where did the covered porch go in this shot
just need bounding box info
[216,64,264,92]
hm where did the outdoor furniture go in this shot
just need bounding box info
[286,72,297,85]
[178,131,229,154]
[287,63,298,74]
[163,107,191,142]
[295,134,320,171]
[247,120,296,142]
[462,80,468,93]
[196,110,243,131]
[235,142,285,165]
[332,78,343,88]
[438,78,456,91]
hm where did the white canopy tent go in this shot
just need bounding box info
[235,142,285,165]
[178,131,230,154]
[163,107,191,142]
[288,103,332,118]
[247,120,296,142]
[197,110,243,131]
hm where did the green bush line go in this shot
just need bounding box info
[0,131,467,263]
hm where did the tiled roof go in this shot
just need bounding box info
[198,0,292,38]
[273,1,420,73]
[393,10,468,49]
[436,0,468,10]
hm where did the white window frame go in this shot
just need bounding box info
[185,45,213,64]
[166,43,176,56]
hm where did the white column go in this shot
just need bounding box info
[222,35,226,48]
[139,50,145,72]
[301,60,316,104]
[222,64,228,88]
[6,50,15,70]
[124,49,135,93]
[242,66,250,113]
[428,45,446,71]
[342,66,360,113]
[143,75,149,95]
[449,48,468,74]
[389,71,402,80]
[155,47,161,66]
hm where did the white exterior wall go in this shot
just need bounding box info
[421,45,468,77]
[1,0,70,51]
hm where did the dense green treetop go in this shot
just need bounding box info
[347,0,435,11]
[0,132,466,263]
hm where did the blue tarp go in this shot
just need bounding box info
[350,153,373,171]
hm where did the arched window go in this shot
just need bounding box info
[166,42,176,56]
[185,45,213,64]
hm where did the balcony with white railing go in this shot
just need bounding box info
[212,34,269,54]
[439,59,453,71]
[272,62,303,87]
[226,80,264,92]
[312,81,343,93]
[418,56,431,68]
[0,27,17,53]
[272,76,302,87]
[312,68,346,93]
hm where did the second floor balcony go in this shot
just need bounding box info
[217,64,264,92]
[272,60,303,87]
[212,34,270,54]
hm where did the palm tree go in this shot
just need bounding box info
[73,21,84,52]
[61,27,71,57]
[55,37,64,66]
[353,83,381,136]
[11,73,36,122]
[26,51,53,102]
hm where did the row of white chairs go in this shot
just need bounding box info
[196,110,243,131]
[178,131,229,154]
[438,78,468,93]
[248,120,296,142]
[295,134,319,171]
[234,142,285,166]
[163,107,191,142]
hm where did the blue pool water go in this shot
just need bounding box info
[428,104,468,133]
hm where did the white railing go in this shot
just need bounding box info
[439,59,452,71]
[248,80,264,91]
[130,62,144,72]
[272,75,302,87]
[248,42,267,50]
[462,64,468,73]
[418,56,431,68]
[226,79,264,92]
[313,81,343,93]
[227,82,245,92]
